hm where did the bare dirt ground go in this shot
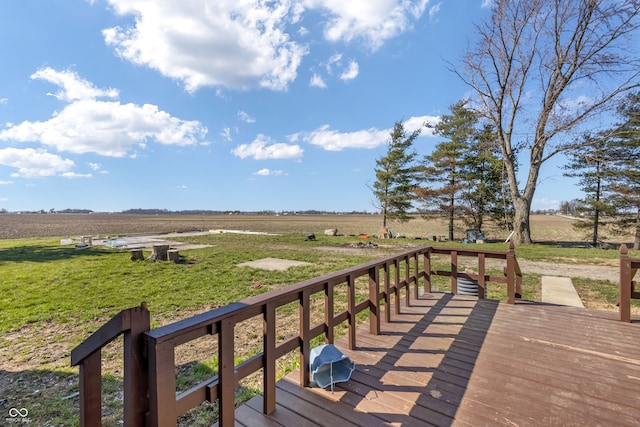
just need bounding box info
[1,212,635,246]
[518,259,619,282]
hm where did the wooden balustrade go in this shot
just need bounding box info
[619,244,640,322]
[70,304,150,427]
[71,244,522,426]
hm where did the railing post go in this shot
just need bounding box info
[147,341,176,427]
[369,266,380,335]
[298,293,310,388]
[72,305,151,427]
[620,244,631,322]
[325,281,334,344]
[478,253,486,299]
[123,306,150,427]
[424,248,431,294]
[413,253,419,300]
[405,255,411,307]
[384,262,391,323]
[348,275,356,350]
[78,350,102,427]
[506,242,516,304]
[451,250,458,295]
[218,318,236,427]
[394,259,401,314]
[265,302,278,409]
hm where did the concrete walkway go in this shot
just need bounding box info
[541,276,584,308]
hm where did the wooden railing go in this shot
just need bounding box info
[70,304,150,426]
[619,244,640,322]
[71,243,522,426]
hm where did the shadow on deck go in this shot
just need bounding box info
[237,293,640,426]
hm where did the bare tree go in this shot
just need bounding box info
[458,0,640,244]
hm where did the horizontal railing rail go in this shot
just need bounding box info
[426,243,522,302]
[619,244,640,322]
[72,243,522,426]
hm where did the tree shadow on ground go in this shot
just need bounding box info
[0,245,117,264]
[1,368,82,426]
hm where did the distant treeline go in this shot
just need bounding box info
[0,207,561,216]
[1,208,378,215]
[121,209,378,215]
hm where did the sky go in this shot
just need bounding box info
[0,0,580,213]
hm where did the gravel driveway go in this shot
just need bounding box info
[516,260,620,283]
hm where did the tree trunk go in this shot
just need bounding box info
[593,166,601,248]
[382,206,387,228]
[501,155,535,244]
[130,249,144,261]
[512,197,533,245]
[448,173,455,241]
[448,196,454,241]
[150,244,169,261]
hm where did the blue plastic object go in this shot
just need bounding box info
[309,344,355,390]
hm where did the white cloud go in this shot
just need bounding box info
[339,60,359,80]
[327,53,342,72]
[220,127,232,142]
[299,115,438,151]
[0,68,207,157]
[310,74,327,88]
[0,180,14,185]
[404,115,440,135]
[99,1,428,91]
[61,172,92,179]
[255,168,284,176]
[314,53,359,85]
[429,2,442,21]
[31,67,119,101]
[0,98,8,104]
[0,148,75,178]
[103,0,308,92]
[232,134,304,159]
[300,125,389,151]
[88,162,109,174]
[238,111,256,123]
[178,184,188,189]
[481,0,493,8]
[305,0,429,50]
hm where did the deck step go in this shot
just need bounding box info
[541,276,584,307]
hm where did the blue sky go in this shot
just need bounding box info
[0,0,577,213]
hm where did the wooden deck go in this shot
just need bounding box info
[234,293,640,426]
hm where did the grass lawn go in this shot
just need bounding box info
[1,216,639,426]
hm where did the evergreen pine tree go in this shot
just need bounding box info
[372,121,421,228]
[563,134,616,247]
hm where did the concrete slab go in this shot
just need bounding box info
[93,231,215,250]
[541,276,584,308]
[237,258,312,271]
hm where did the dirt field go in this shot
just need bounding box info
[0,212,633,243]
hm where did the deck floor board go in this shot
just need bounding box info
[236,293,640,426]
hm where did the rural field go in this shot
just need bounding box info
[1,213,638,426]
[0,211,632,242]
